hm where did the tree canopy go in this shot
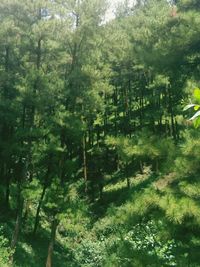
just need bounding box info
[0,0,200,266]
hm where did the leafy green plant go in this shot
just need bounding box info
[184,88,200,127]
[73,238,107,267]
[0,227,13,266]
[102,220,176,267]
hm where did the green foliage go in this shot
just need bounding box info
[103,221,177,267]
[71,219,177,267]
[0,227,13,266]
[0,0,200,266]
[184,88,200,127]
[73,238,106,267]
[175,130,200,175]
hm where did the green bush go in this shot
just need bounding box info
[73,238,107,267]
[0,226,13,266]
[103,221,176,267]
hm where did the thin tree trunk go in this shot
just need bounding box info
[114,87,118,136]
[167,86,176,140]
[5,45,9,72]
[10,102,26,258]
[125,163,130,189]
[175,119,179,140]
[10,203,23,249]
[83,134,88,193]
[33,162,51,235]
[104,94,107,137]
[22,200,30,227]
[139,160,143,174]
[98,171,104,201]
[127,177,130,189]
[33,182,47,235]
[170,112,176,140]
[5,169,10,208]
[46,217,59,267]
[99,183,103,201]
[10,184,24,262]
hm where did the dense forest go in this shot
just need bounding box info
[0,0,200,266]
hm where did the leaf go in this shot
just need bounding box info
[194,105,200,111]
[193,117,200,128]
[189,110,200,121]
[194,88,200,102]
[183,104,195,111]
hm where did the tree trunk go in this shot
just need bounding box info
[127,177,130,189]
[5,45,9,72]
[46,217,59,267]
[10,206,23,249]
[139,160,143,174]
[22,200,30,227]
[83,134,88,193]
[10,189,24,262]
[5,170,10,208]
[33,183,47,235]
[167,86,176,140]
[99,183,103,201]
[10,157,27,259]
[125,164,130,189]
